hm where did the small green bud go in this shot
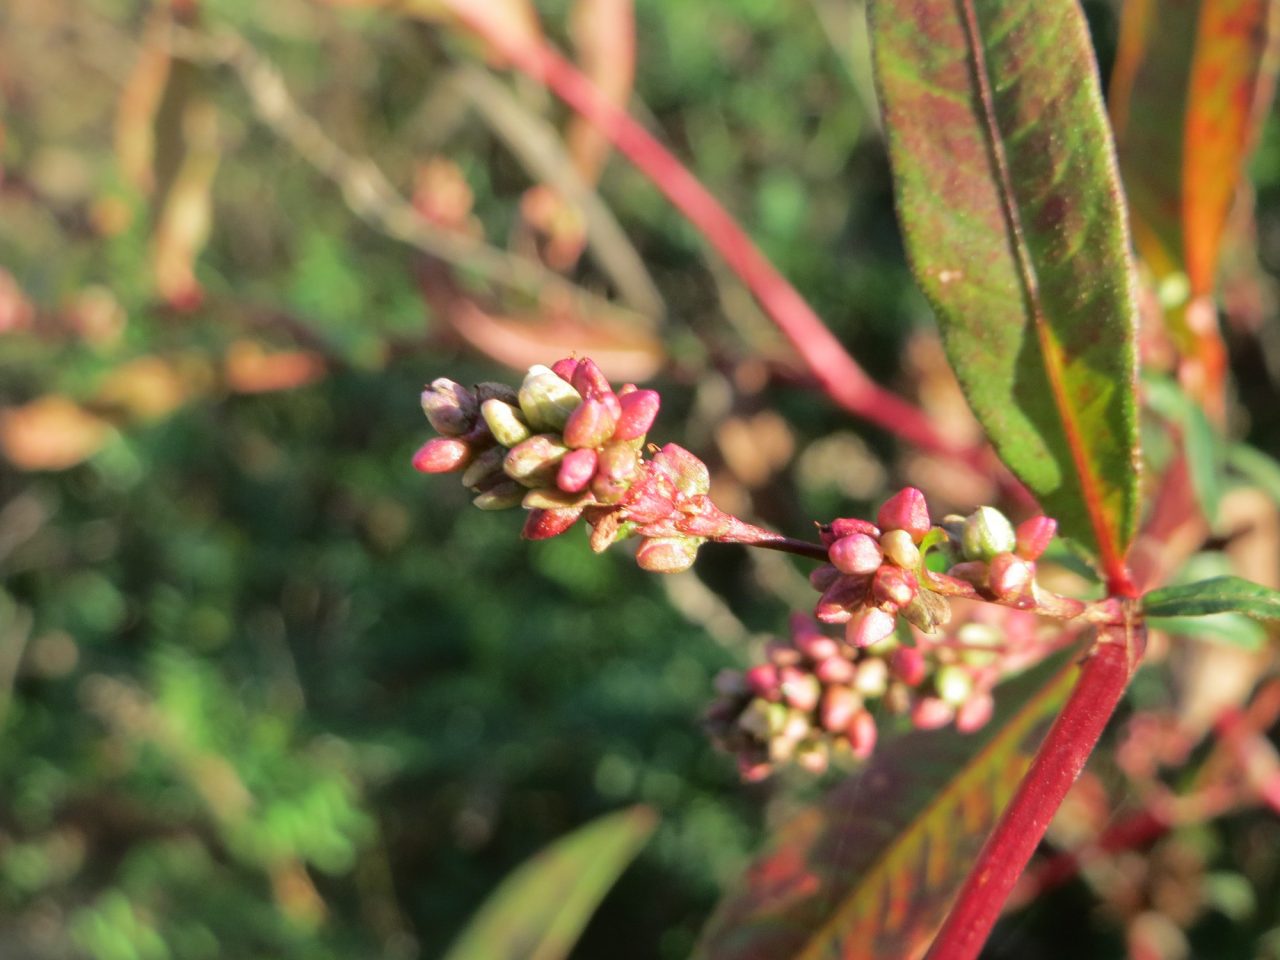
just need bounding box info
[934,664,974,707]
[480,398,532,447]
[635,536,700,573]
[504,434,569,487]
[881,529,921,569]
[518,364,582,431]
[472,480,525,510]
[961,506,1016,560]
[460,446,506,489]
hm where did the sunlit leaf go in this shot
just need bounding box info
[1148,612,1266,650]
[1142,575,1280,621]
[694,649,1080,960]
[870,0,1141,568]
[442,806,657,960]
[1111,0,1280,294]
[1143,375,1224,523]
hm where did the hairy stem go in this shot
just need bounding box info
[925,611,1145,960]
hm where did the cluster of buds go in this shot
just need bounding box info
[938,506,1058,604]
[414,358,759,573]
[706,604,1045,780]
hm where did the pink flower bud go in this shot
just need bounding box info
[412,437,471,473]
[809,564,841,592]
[872,565,919,609]
[563,398,618,449]
[597,441,640,482]
[570,357,613,400]
[956,692,995,733]
[421,378,478,436]
[766,639,803,667]
[829,533,883,576]
[814,655,856,685]
[847,607,897,648]
[847,709,878,759]
[550,357,580,382]
[988,552,1032,599]
[522,507,583,540]
[815,575,870,624]
[890,646,927,687]
[635,536,699,573]
[779,667,821,712]
[613,389,661,441]
[1015,515,1057,560]
[911,696,955,730]
[821,517,880,546]
[876,486,931,542]
[793,628,841,663]
[745,663,781,700]
[556,448,599,493]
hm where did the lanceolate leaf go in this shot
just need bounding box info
[870,0,1141,571]
[442,805,657,960]
[1142,575,1280,622]
[1111,0,1280,294]
[694,649,1080,960]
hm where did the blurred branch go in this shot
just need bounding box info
[452,62,665,320]
[167,26,650,331]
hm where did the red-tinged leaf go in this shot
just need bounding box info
[1111,0,1280,295]
[442,806,657,960]
[567,0,636,183]
[694,648,1080,960]
[870,0,1142,575]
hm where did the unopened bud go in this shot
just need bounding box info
[472,480,525,510]
[814,655,856,685]
[557,448,599,493]
[821,517,881,546]
[635,536,699,573]
[935,664,975,707]
[421,379,477,435]
[854,657,889,697]
[563,398,618,449]
[962,506,1016,560]
[815,575,870,624]
[570,357,613,400]
[521,487,595,511]
[504,434,569,486]
[518,365,582,431]
[550,357,580,382]
[614,389,661,441]
[522,506,583,540]
[880,529,921,569]
[793,627,841,662]
[412,437,471,473]
[780,667,822,712]
[956,692,995,733]
[890,646,927,687]
[912,696,955,730]
[877,487,931,542]
[820,686,862,732]
[745,663,781,700]
[829,533,883,576]
[872,565,918,609]
[988,552,1032,599]
[1015,515,1056,560]
[848,607,897,648]
[738,698,776,740]
[847,709,878,759]
[597,441,640,482]
[656,444,711,497]
[809,564,841,593]
[795,739,830,774]
[480,398,532,447]
[460,445,507,488]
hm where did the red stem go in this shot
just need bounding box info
[925,613,1144,960]
[446,5,971,462]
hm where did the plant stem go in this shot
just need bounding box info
[444,3,971,461]
[924,611,1145,960]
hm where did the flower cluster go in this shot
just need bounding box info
[414,358,757,572]
[706,604,1045,780]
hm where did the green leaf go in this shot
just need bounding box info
[1142,575,1280,622]
[870,0,1142,568]
[1143,375,1224,523]
[1111,0,1279,294]
[442,806,657,960]
[693,647,1080,960]
[1147,612,1266,650]
[1227,443,1280,504]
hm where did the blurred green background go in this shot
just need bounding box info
[4,1,1280,958]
